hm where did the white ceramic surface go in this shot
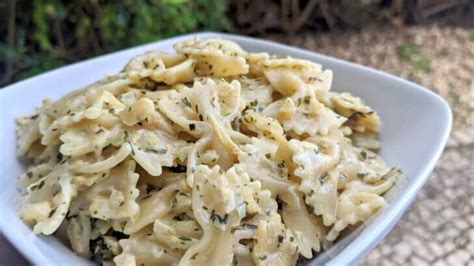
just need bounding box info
[0,32,452,265]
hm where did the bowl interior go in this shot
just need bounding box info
[0,32,451,265]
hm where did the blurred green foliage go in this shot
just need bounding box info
[468,31,474,43]
[397,43,431,73]
[1,0,231,85]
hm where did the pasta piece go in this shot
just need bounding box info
[19,166,73,235]
[180,166,246,266]
[124,51,186,71]
[115,230,182,266]
[60,125,124,157]
[125,51,195,85]
[129,129,189,176]
[18,162,54,187]
[327,168,399,241]
[237,153,326,258]
[151,218,200,251]
[252,212,298,265]
[150,58,195,85]
[16,114,41,156]
[67,215,92,257]
[174,38,247,57]
[86,160,140,220]
[118,97,155,126]
[71,143,131,174]
[263,88,345,136]
[331,92,381,133]
[174,38,249,77]
[289,138,340,226]
[239,77,274,108]
[124,177,188,234]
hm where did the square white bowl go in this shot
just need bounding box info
[0,32,451,265]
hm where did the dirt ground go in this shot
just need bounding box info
[275,24,474,265]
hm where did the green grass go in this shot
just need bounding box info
[468,31,474,43]
[397,43,431,73]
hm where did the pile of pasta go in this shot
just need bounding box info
[16,38,400,266]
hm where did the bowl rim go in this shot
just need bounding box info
[0,31,452,265]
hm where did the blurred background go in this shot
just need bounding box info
[0,0,473,265]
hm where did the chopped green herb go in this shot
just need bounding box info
[145,148,168,154]
[278,235,284,243]
[277,161,285,168]
[304,96,310,104]
[38,180,46,190]
[357,172,368,179]
[48,208,56,218]
[250,99,259,107]
[319,171,329,185]
[308,76,322,82]
[56,153,63,162]
[243,224,257,230]
[341,97,353,104]
[52,185,61,197]
[182,97,191,107]
[210,210,229,224]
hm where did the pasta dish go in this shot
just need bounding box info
[16,38,400,265]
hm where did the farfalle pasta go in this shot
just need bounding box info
[16,38,401,265]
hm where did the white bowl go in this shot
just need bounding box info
[0,32,452,265]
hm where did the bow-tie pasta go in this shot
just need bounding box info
[16,38,401,265]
